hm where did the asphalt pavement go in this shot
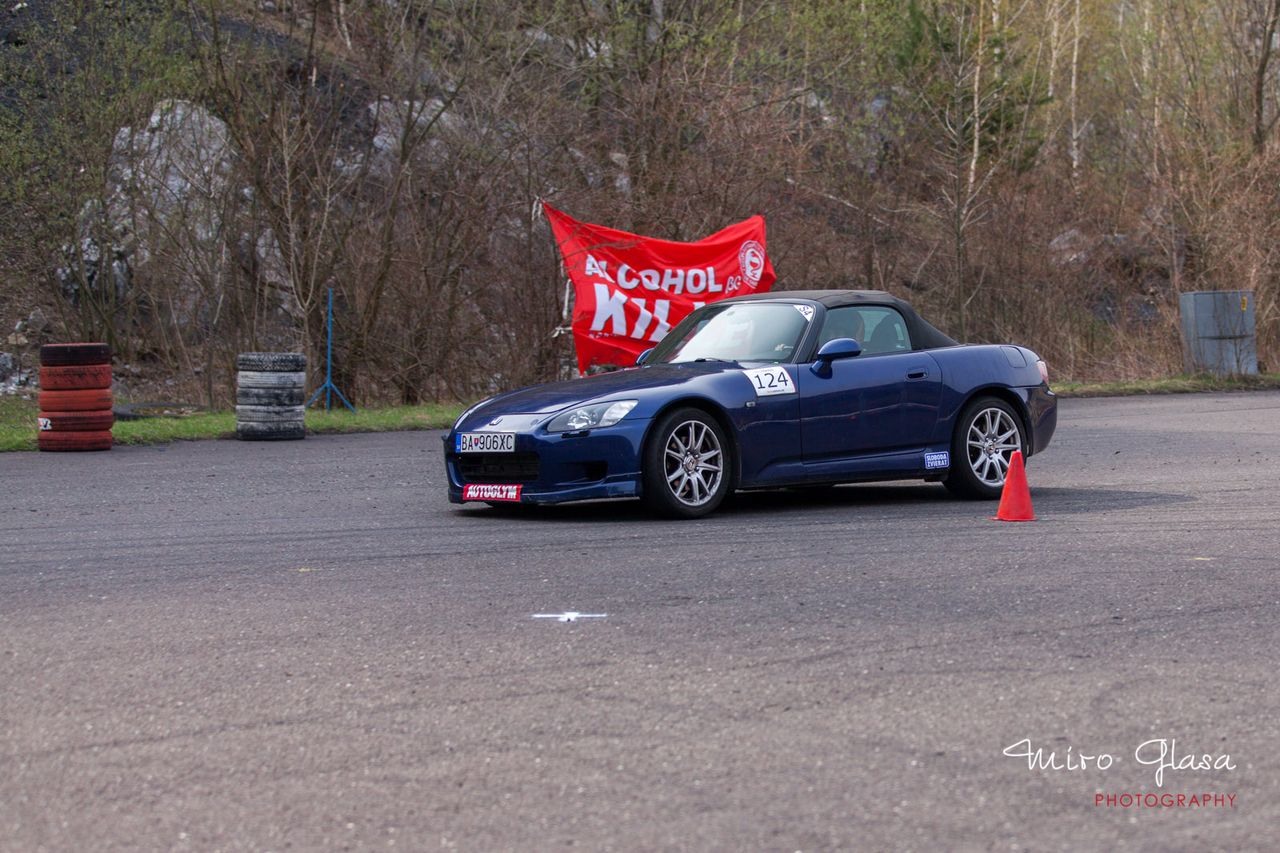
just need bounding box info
[1,392,1278,851]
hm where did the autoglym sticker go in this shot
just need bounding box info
[925,451,950,470]
[743,366,795,397]
[462,484,523,502]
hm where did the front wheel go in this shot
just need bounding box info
[642,408,732,518]
[943,397,1026,500]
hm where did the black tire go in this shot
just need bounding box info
[236,387,306,407]
[38,410,115,432]
[235,370,306,389]
[39,364,113,390]
[641,407,732,519]
[236,421,305,441]
[235,405,306,424]
[39,343,111,367]
[943,396,1027,500]
[236,352,306,372]
[38,388,113,412]
[37,430,113,451]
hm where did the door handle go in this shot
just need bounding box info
[907,368,928,380]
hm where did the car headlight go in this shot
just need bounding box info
[548,400,638,433]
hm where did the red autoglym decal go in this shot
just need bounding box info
[462,484,523,502]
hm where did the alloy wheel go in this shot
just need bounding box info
[662,419,724,507]
[966,407,1021,487]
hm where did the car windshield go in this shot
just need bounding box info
[648,302,813,364]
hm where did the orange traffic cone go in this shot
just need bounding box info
[993,450,1036,522]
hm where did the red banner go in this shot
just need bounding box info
[544,203,776,374]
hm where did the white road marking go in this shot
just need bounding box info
[531,611,607,623]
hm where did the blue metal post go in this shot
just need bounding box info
[306,288,356,412]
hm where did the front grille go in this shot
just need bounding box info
[457,452,540,483]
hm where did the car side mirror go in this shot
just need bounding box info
[810,337,862,376]
[636,348,654,366]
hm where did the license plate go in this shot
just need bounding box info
[456,432,516,453]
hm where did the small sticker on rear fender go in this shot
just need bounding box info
[37,417,52,431]
[925,451,949,469]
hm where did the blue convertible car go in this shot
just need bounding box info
[444,290,1056,517]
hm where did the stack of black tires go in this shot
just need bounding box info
[235,352,307,441]
[37,343,114,452]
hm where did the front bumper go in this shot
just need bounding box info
[444,418,652,505]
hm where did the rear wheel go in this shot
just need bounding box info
[943,397,1026,500]
[642,408,731,519]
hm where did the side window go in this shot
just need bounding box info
[860,308,910,354]
[817,306,912,354]
[816,307,866,347]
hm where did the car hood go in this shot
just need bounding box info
[469,363,730,420]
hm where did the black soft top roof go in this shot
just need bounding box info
[729,289,959,350]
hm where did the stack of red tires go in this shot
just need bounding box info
[37,343,114,452]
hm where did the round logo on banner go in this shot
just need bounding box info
[739,240,766,288]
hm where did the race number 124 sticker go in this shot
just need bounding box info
[743,366,795,397]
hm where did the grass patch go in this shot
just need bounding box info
[6,373,1277,451]
[0,396,39,452]
[0,397,463,452]
[1053,373,1280,397]
[114,410,238,445]
[305,403,463,435]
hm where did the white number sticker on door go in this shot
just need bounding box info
[743,366,795,397]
